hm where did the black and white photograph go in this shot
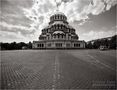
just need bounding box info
[0,0,117,89]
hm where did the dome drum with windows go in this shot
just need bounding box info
[33,11,85,49]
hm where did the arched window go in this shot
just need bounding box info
[62,35,63,38]
[52,25,54,30]
[60,25,62,29]
[57,15,59,20]
[61,15,62,20]
[58,15,60,19]
[63,25,65,30]
[54,25,56,29]
[58,24,60,29]
[58,34,60,38]
[55,15,56,19]
[61,16,63,20]
[57,24,59,29]
[63,17,65,20]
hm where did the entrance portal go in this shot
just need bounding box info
[55,43,62,48]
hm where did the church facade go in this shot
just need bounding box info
[33,12,85,49]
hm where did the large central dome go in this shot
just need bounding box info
[49,11,67,24]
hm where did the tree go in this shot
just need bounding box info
[28,42,32,49]
[109,35,116,49]
[86,35,117,49]
[86,42,93,49]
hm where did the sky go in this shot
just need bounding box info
[0,0,117,42]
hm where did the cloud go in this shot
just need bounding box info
[23,0,57,31]
[0,21,35,37]
[81,30,115,41]
[0,21,29,30]
[0,30,24,39]
[0,21,36,42]
[0,0,32,27]
[0,30,34,42]
[0,0,116,42]
[23,0,117,31]
[79,26,116,41]
[0,30,27,43]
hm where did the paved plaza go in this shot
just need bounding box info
[1,50,116,89]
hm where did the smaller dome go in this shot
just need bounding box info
[50,11,67,23]
[67,25,74,29]
[43,26,49,29]
[53,31,65,34]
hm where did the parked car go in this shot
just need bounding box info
[99,45,108,50]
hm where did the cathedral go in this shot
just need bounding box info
[33,11,85,49]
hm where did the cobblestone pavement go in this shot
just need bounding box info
[1,50,116,90]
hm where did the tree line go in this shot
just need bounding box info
[0,35,116,50]
[0,42,32,50]
[86,35,116,49]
